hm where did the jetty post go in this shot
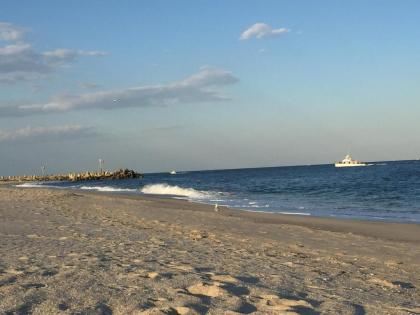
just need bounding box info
[98,158,104,175]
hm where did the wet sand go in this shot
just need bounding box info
[0,186,419,314]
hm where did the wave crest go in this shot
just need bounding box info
[140,183,210,199]
[15,183,45,188]
[79,186,137,192]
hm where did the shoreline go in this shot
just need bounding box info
[8,183,420,243]
[93,190,420,244]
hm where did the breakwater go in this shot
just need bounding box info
[0,169,143,182]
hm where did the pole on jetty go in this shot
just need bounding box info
[98,159,104,174]
[41,165,46,176]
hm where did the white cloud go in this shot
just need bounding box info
[0,22,26,41]
[240,23,289,40]
[0,21,107,84]
[0,67,238,117]
[0,125,98,143]
[0,43,50,83]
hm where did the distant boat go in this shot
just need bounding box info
[169,170,177,175]
[335,154,367,167]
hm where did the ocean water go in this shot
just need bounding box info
[18,160,420,223]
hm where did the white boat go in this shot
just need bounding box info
[169,170,177,175]
[335,154,367,167]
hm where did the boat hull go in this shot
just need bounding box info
[334,163,367,168]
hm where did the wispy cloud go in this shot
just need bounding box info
[0,21,107,84]
[80,82,100,89]
[0,22,26,41]
[43,49,108,66]
[0,125,98,143]
[240,23,289,40]
[0,67,238,117]
[142,125,187,134]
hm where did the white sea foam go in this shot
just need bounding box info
[240,208,311,216]
[79,186,137,192]
[140,183,211,199]
[247,204,263,208]
[279,212,311,216]
[15,182,63,189]
[15,183,46,188]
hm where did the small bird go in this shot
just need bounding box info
[214,203,219,212]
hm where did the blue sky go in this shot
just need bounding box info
[1,1,420,175]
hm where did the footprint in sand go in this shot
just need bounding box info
[146,272,159,279]
[41,269,58,277]
[5,268,24,275]
[169,264,194,272]
[188,230,209,241]
[0,275,17,286]
[368,277,415,290]
[137,307,169,315]
[250,294,315,313]
[22,282,46,289]
[138,306,192,315]
[368,277,399,289]
[210,274,238,284]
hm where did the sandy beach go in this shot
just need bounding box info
[0,185,419,315]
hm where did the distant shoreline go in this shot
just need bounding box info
[1,159,418,178]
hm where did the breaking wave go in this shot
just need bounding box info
[279,212,311,216]
[15,183,58,188]
[79,186,137,192]
[16,183,45,188]
[140,183,211,199]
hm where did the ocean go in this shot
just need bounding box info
[18,160,420,223]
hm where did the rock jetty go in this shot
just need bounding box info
[0,168,143,182]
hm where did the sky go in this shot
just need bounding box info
[1,0,420,175]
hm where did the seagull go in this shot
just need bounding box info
[214,203,219,212]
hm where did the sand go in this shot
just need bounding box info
[0,185,419,314]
